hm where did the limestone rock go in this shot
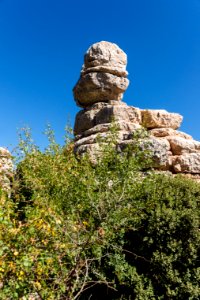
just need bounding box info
[95,103,141,126]
[0,147,13,193]
[117,137,170,169]
[82,41,128,77]
[173,153,200,173]
[142,109,183,129]
[0,147,11,157]
[75,122,141,140]
[73,41,129,107]
[149,128,192,140]
[168,137,200,155]
[75,143,100,158]
[74,102,141,135]
[75,131,135,148]
[73,72,129,107]
[72,40,200,180]
[139,137,171,169]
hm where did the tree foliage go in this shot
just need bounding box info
[0,128,199,299]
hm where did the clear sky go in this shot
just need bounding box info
[0,0,200,151]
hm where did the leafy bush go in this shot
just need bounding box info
[0,128,199,299]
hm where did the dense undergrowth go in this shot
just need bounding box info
[0,127,199,299]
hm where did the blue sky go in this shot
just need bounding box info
[0,0,200,150]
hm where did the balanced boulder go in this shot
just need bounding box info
[73,41,129,107]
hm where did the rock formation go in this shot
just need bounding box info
[73,41,129,107]
[73,41,200,178]
[0,147,13,193]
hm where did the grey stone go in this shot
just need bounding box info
[172,153,200,173]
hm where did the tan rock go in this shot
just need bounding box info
[95,103,141,125]
[172,153,200,173]
[82,65,128,77]
[168,137,200,155]
[73,41,129,107]
[74,109,96,136]
[0,148,13,193]
[142,109,183,129]
[149,128,192,139]
[73,72,129,107]
[76,122,141,139]
[74,102,141,135]
[82,41,128,77]
[0,147,11,157]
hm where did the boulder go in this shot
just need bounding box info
[82,41,128,77]
[74,102,141,135]
[172,153,200,173]
[140,137,171,169]
[95,103,141,125]
[73,72,129,107]
[142,109,183,129]
[0,147,13,193]
[168,137,200,155]
[73,41,129,107]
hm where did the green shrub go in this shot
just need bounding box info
[0,128,199,299]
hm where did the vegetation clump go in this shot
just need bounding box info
[0,127,199,299]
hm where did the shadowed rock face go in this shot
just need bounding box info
[73,41,200,179]
[73,41,129,107]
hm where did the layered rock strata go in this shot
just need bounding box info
[73,41,200,177]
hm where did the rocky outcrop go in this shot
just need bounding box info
[73,41,200,177]
[0,147,13,193]
[73,41,129,107]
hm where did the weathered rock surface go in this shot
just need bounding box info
[138,137,171,169]
[82,41,128,77]
[79,122,141,139]
[142,109,183,129]
[168,137,200,155]
[0,147,13,193]
[73,72,129,106]
[73,41,129,107]
[73,41,200,180]
[74,101,141,136]
[173,153,200,173]
[149,128,192,140]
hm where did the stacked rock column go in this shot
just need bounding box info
[73,41,200,179]
[73,41,138,155]
[73,41,129,107]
